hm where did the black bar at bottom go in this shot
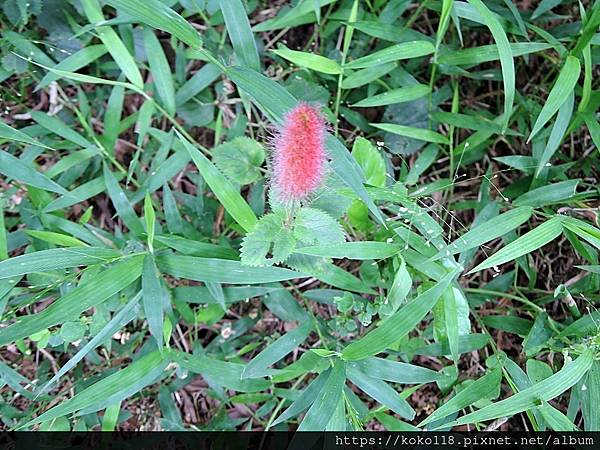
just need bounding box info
[1,431,599,450]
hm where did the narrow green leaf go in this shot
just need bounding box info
[513,180,579,207]
[0,247,121,279]
[371,123,449,144]
[272,46,342,74]
[468,216,564,273]
[0,255,143,346]
[242,321,313,379]
[295,242,400,260]
[466,0,515,131]
[157,255,305,284]
[434,207,533,259]
[351,84,430,108]
[528,56,581,142]
[174,351,270,392]
[220,0,260,70]
[25,351,169,426]
[344,41,434,69]
[37,45,108,90]
[104,0,202,48]
[347,365,415,420]
[536,92,574,177]
[272,370,329,426]
[38,292,141,396]
[0,151,68,195]
[298,360,346,431]
[178,133,258,233]
[143,28,176,116]
[81,0,144,87]
[342,271,456,360]
[353,358,442,384]
[103,164,145,236]
[447,349,594,427]
[421,368,502,426]
[0,120,49,148]
[142,255,164,349]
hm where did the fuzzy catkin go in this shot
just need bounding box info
[271,103,327,202]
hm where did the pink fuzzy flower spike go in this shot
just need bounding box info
[272,103,327,202]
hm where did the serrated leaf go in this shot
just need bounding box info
[240,212,295,267]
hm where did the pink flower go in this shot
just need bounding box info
[272,103,327,202]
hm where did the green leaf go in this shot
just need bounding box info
[353,357,441,384]
[341,270,456,361]
[103,163,145,236]
[25,351,169,426]
[421,368,502,426]
[240,212,295,267]
[37,292,141,396]
[528,56,581,142]
[536,92,574,177]
[371,123,449,145]
[351,84,430,108]
[178,132,258,233]
[220,0,260,70]
[30,111,94,148]
[25,230,88,247]
[157,255,305,284]
[466,0,515,132]
[0,120,50,148]
[143,28,176,116]
[468,216,564,273]
[437,42,551,66]
[434,207,533,259]
[272,46,341,74]
[295,242,400,260]
[341,63,396,90]
[344,41,434,69]
[175,63,221,106]
[103,0,202,48]
[212,137,265,185]
[272,370,329,426]
[80,0,144,88]
[36,45,108,90]
[347,365,415,419]
[513,180,579,207]
[351,137,386,187]
[142,255,164,349]
[174,351,270,392]
[252,0,338,32]
[0,151,68,195]
[297,359,346,431]
[0,248,121,279]
[0,255,143,346]
[446,349,594,427]
[242,321,313,379]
